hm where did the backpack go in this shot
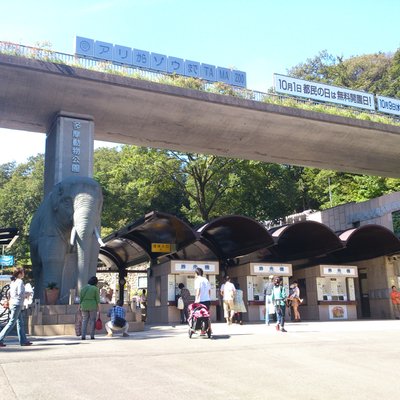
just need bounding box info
[112,307,126,328]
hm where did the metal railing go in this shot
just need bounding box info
[1,41,399,125]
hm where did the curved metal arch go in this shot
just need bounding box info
[197,215,275,259]
[271,221,344,260]
[332,224,400,262]
[98,247,125,273]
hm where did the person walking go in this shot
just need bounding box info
[289,281,302,322]
[264,275,275,325]
[271,276,288,332]
[140,289,147,322]
[80,276,100,340]
[220,276,236,325]
[233,283,247,325]
[194,267,211,309]
[194,267,212,333]
[390,286,400,319]
[105,300,129,337]
[178,283,191,323]
[0,267,32,347]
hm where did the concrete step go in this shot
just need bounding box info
[28,303,145,336]
[31,320,145,336]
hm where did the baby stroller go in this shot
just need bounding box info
[187,303,212,338]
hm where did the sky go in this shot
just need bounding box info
[1,0,400,164]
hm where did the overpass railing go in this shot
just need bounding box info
[1,41,399,126]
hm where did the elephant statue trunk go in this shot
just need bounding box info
[72,193,101,291]
[30,176,103,304]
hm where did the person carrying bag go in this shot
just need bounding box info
[105,300,129,338]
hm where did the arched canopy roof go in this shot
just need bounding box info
[99,215,400,273]
[161,240,219,262]
[100,211,197,270]
[326,224,400,263]
[197,215,275,259]
[270,221,343,261]
[0,227,19,247]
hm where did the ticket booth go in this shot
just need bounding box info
[294,264,358,321]
[147,260,219,324]
[229,262,292,322]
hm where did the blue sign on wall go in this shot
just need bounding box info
[0,255,14,267]
[75,36,247,88]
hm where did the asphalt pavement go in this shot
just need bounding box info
[0,320,399,400]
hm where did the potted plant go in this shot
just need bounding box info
[45,282,59,305]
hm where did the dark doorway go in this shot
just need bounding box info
[358,269,371,318]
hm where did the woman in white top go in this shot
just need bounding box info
[289,281,302,322]
[0,267,32,347]
[233,283,247,325]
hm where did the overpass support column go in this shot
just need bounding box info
[44,112,94,196]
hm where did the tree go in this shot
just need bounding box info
[0,155,44,263]
[94,146,188,230]
[385,48,400,98]
[149,152,238,224]
[216,161,303,222]
[287,49,395,96]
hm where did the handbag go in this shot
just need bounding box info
[177,297,184,310]
[95,314,103,331]
[75,310,82,336]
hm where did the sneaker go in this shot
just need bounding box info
[123,333,129,337]
[0,343,6,347]
[106,333,113,337]
[275,324,280,331]
[21,342,33,346]
[281,328,287,332]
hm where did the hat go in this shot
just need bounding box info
[268,274,274,279]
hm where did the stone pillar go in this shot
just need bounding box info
[44,112,94,196]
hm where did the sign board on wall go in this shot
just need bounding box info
[0,255,14,267]
[274,73,375,111]
[376,95,400,116]
[319,265,358,278]
[171,261,219,275]
[250,263,292,276]
[151,243,175,253]
[75,37,247,88]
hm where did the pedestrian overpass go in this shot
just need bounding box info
[1,50,400,178]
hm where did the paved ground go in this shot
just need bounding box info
[0,320,399,400]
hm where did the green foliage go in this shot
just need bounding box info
[94,146,187,230]
[0,155,44,263]
[46,282,58,289]
[393,211,400,238]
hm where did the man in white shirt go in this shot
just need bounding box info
[194,267,211,309]
[220,276,236,325]
[194,267,212,334]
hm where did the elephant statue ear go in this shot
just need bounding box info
[51,184,64,211]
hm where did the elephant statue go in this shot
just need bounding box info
[30,176,103,304]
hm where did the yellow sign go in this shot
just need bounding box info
[151,243,175,253]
